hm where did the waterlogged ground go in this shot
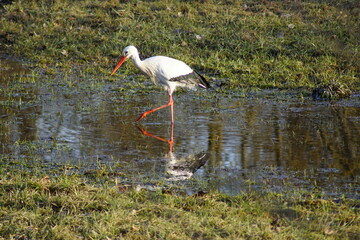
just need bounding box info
[1,56,359,198]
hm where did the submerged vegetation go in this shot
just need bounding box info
[0,0,359,92]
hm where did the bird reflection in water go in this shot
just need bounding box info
[137,124,208,181]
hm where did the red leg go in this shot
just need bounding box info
[136,89,174,122]
[170,97,174,125]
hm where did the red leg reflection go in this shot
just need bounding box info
[137,122,174,153]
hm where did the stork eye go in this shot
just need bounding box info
[124,51,128,55]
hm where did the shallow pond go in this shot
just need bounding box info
[1,56,359,198]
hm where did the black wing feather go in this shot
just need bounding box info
[169,71,210,89]
[194,70,210,89]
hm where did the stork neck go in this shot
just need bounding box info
[130,54,145,73]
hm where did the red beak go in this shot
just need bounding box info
[111,55,127,75]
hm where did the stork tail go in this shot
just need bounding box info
[194,70,210,89]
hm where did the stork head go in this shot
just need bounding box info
[111,45,138,76]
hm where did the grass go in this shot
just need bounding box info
[0,0,359,93]
[0,158,359,240]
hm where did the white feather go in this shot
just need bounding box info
[124,46,193,94]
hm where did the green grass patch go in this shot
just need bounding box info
[1,0,359,92]
[1,160,359,239]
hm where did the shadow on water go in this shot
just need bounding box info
[1,55,359,198]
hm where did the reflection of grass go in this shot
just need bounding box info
[0,158,359,239]
[0,0,359,92]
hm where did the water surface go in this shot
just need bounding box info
[1,56,359,198]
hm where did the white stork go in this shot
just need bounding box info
[111,45,210,124]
